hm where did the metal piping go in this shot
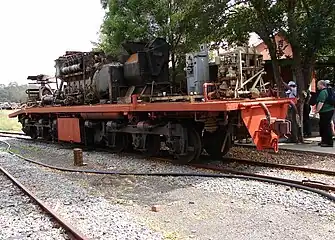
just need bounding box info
[259,102,271,125]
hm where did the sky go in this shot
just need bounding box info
[0,0,105,85]
[0,1,262,86]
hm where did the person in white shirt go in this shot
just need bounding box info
[285,81,297,98]
[283,80,299,142]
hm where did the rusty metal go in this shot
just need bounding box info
[208,46,269,100]
[57,118,81,143]
[25,74,55,106]
[73,148,83,166]
[191,163,335,192]
[222,156,335,176]
[0,166,89,240]
[9,98,293,117]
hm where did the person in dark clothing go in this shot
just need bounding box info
[303,90,312,137]
[315,80,334,147]
[282,80,300,143]
[325,80,335,139]
[309,91,320,106]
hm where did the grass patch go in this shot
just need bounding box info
[0,110,22,132]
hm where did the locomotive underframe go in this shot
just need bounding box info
[13,98,292,163]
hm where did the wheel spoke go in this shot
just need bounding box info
[175,127,202,164]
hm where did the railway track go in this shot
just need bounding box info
[0,130,26,136]
[0,166,89,240]
[1,130,335,176]
[1,132,335,202]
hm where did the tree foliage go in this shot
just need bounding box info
[99,0,335,94]
[210,0,335,93]
[282,0,335,90]
[98,0,229,85]
[213,0,286,93]
[0,82,30,103]
[211,0,335,141]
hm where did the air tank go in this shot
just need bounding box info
[185,44,209,95]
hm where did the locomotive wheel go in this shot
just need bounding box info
[42,128,52,141]
[29,127,38,140]
[203,128,232,159]
[108,133,130,153]
[144,134,161,157]
[175,127,202,164]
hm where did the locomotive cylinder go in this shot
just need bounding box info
[61,63,83,75]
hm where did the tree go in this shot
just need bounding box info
[0,82,30,103]
[98,0,229,87]
[210,0,335,91]
[211,0,286,94]
[209,0,335,141]
[282,0,335,92]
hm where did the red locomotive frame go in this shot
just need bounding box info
[10,96,292,161]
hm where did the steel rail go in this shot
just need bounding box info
[191,163,335,192]
[222,157,335,176]
[2,132,335,178]
[1,140,335,202]
[0,131,26,136]
[0,166,90,240]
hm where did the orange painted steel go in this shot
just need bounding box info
[9,97,292,152]
[126,53,138,63]
[9,98,292,117]
[239,101,289,152]
[80,112,123,120]
[57,118,81,143]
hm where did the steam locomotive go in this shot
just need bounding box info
[10,38,292,163]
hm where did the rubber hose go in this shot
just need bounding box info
[1,140,334,201]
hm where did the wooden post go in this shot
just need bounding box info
[73,148,83,166]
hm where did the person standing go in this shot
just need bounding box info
[303,89,312,137]
[315,80,334,147]
[283,81,299,142]
[325,80,335,139]
[285,81,298,98]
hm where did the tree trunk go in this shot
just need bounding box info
[171,51,176,87]
[260,35,282,96]
[271,58,282,97]
[292,58,315,142]
[292,62,304,142]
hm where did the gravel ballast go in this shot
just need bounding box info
[1,137,335,239]
[0,141,164,240]
[0,170,68,240]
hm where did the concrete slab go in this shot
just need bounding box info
[235,137,335,156]
[277,141,335,155]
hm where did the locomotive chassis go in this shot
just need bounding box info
[9,96,292,163]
